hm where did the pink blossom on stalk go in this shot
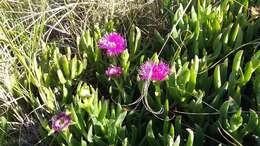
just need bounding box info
[98,33,126,56]
[105,66,123,78]
[51,112,71,132]
[139,61,156,80]
[139,61,170,81]
[152,62,170,81]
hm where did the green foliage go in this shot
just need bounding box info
[0,117,7,145]
[0,0,259,145]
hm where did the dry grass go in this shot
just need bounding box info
[0,0,160,40]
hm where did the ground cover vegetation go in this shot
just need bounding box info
[0,0,260,145]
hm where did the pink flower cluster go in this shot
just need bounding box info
[98,32,126,56]
[98,32,126,78]
[99,32,170,81]
[139,61,170,81]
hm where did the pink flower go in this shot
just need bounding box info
[139,61,170,81]
[105,66,123,78]
[51,112,71,132]
[139,61,156,80]
[152,62,170,81]
[98,33,126,56]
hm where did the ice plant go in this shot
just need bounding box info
[139,61,170,81]
[105,66,123,78]
[51,112,71,132]
[98,32,126,56]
